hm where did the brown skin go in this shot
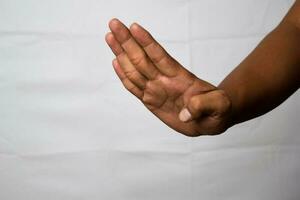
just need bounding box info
[219,1,300,125]
[105,1,300,137]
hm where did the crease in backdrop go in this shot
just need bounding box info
[0,0,299,199]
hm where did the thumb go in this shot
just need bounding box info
[178,90,231,122]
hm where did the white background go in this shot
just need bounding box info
[0,0,299,199]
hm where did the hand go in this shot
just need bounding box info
[105,19,233,137]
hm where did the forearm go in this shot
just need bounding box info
[218,2,300,126]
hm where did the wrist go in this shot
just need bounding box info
[216,86,239,129]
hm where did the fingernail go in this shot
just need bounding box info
[111,18,120,23]
[130,23,140,30]
[179,108,192,122]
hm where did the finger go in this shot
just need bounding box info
[109,18,159,80]
[178,90,231,122]
[130,23,180,77]
[112,59,143,99]
[106,32,147,90]
[117,53,147,90]
[105,32,123,55]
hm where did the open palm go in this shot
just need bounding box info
[105,19,232,137]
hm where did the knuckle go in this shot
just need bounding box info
[131,54,146,66]
[125,70,138,81]
[125,85,135,92]
[125,70,146,89]
[124,83,134,91]
[153,54,165,64]
[149,43,164,63]
[122,79,134,91]
[190,96,201,112]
